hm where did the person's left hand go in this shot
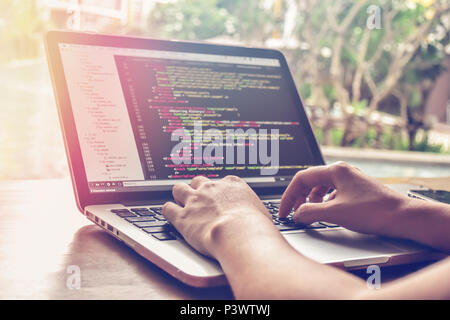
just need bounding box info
[162,175,273,258]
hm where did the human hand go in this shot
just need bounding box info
[279,162,410,236]
[162,175,273,258]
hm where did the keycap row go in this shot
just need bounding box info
[111,205,340,239]
[111,208,178,241]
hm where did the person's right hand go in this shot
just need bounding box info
[278,162,411,236]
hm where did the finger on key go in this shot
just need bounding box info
[162,201,183,225]
[172,182,195,206]
[279,166,335,218]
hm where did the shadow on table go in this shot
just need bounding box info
[46,225,233,300]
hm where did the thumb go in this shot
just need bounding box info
[293,202,332,225]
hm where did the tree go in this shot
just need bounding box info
[145,0,450,151]
[284,0,449,149]
[395,42,448,151]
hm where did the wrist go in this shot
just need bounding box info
[387,196,447,244]
[377,195,417,238]
[206,209,277,258]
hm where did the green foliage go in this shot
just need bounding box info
[414,139,444,153]
[148,0,230,40]
[313,127,324,145]
[147,0,275,42]
[299,83,312,100]
[341,46,358,69]
[352,100,368,114]
[218,0,274,42]
[409,90,422,108]
[323,85,337,102]
[316,125,447,154]
[331,128,344,146]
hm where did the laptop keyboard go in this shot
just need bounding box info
[111,207,179,241]
[110,201,339,241]
[263,201,339,231]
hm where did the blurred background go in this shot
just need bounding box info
[0,0,449,180]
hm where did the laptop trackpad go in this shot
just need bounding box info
[283,229,415,266]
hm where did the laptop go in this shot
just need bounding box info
[45,31,442,287]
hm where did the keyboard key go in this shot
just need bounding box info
[150,207,163,215]
[277,217,294,225]
[151,232,177,241]
[125,216,157,223]
[112,210,136,218]
[131,208,150,213]
[134,210,155,217]
[133,221,167,228]
[111,209,131,213]
[153,215,167,221]
[142,226,169,233]
[269,202,280,208]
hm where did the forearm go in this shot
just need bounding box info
[210,211,450,300]
[356,257,450,299]
[211,215,366,299]
[388,198,450,252]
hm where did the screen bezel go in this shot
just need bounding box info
[44,30,325,210]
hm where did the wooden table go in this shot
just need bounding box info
[0,177,448,299]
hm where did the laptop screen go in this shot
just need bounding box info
[58,42,320,193]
